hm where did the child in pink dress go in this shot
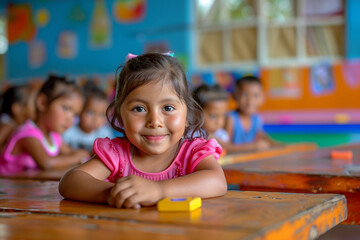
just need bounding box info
[59,53,227,208]
[0,84,36,151]
[0,75,90,174]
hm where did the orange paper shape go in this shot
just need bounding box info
[113,0,146,23]
[8,4,36,44]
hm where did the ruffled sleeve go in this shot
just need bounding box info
[185,138,222,173]
[93,137,129,180]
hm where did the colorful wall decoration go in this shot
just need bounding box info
[7,4,36,44]
[6,0,190,82]
[89,0,112,49]
[112,0,146,23]
[260,61,360,110]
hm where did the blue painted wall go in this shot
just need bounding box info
[6,0,192,82]
[346,0,360,59]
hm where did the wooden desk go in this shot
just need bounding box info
[219,142,317,165]
[223,143,360,224]
[0,143,317,181]
[0,179,346,240]
[0,168,68,181]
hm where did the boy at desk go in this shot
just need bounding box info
[224,76,281,153]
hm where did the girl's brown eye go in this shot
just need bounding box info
[164,106,175,112]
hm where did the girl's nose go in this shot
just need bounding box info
[146,110,163,128]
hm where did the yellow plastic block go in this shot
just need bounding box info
[157,197,202,212]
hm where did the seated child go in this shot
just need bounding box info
[193,84,230,143]
[0,75,91,174]
[225,76,281,153]
[63,81,114,153]
[59,52,227,209]
[0,84,36,150]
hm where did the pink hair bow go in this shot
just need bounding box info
[125,52,175,61]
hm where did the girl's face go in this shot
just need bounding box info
[79,98,108,133]
[120,81,187,157]
[203,100,228,134]
[42,93,83,134]
[235,82,264,116]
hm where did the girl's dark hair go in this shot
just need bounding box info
[0,85,29,117]
[38,74,83,109]
[107,53,205,139]
[193,84,229,108]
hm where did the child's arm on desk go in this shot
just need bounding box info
[256,131,284,147]
[59,155,227,209]
[19,138,90,170]
[218,139,270,154]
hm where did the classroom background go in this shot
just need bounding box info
[1,0,360,148]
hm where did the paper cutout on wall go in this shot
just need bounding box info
[267,67,301,98]
[57,31,77,59]
[191,72,215,88]
[29,40,46,68]
[175,54,188,72]
[343,60,360,88]
[89,0,112,49]
[68,4,86,23]
[35,8,50,27]
[310,63,335,95]
[8,4,36,44]
[144,41,169,53]
[216,72,236,92]
[113,0,146,23]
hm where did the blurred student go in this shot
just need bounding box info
[193,84,230,143]
[0,75,90,174]
[225,76,280,152]
[0,85,36,150]
[63,81,113,153]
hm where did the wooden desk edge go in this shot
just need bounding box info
[254,194,347,240]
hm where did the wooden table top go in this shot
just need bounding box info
[0,143,317,181]
[0,179,346,239]
[219,142,318,165]
[0,168,68,181]
[223,142,360,224]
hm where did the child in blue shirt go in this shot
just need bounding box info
[225,76,280,152]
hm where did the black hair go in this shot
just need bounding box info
[82,81,108,102]
[235,75,262,90]
[0,85,29,117]
[107,53,205,139]
[193,84,229,109]
[37,74,83,110]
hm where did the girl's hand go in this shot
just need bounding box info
[107,175,162,209]
[254,139,271,150]
[74,149,91,163]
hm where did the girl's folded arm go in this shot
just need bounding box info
[19,137,89,170]
[58,157,113,203]
[159,155,227,198]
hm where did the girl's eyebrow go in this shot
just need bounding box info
[126,97,182,104]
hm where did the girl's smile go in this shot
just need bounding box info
[143,135,166,141]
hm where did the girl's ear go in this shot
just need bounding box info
[11,103,22,118]
[36,93,48,112]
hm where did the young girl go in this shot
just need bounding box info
[193,84,230,142]
[0,85,36,150]
[0,75,90,174]
[59,53,227,209]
